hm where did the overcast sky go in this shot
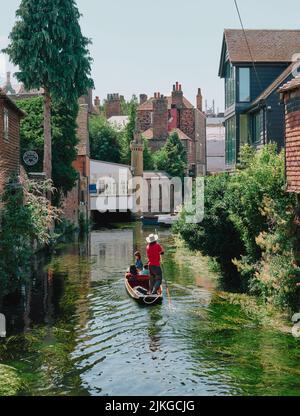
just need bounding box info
[1,0,300,111]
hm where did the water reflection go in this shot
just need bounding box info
[0,224,300,396]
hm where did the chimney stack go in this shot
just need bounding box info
[196,88,203,112]
[153,93,168,141]
[3,71,16,95]
[139,94,148,105]
[94,96,101,114]
[172,81,183,109]
[105,93,121,119]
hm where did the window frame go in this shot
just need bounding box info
[237,67,251,103]
[3,107,9,142]
[225,62,235,109]
[225,116,236,166]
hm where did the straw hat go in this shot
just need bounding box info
[146,233,159,244]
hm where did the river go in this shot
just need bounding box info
[0,223,300,396]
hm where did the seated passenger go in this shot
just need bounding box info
[140,264,150,276]
[134,251,143,272]
[126,265,139,284]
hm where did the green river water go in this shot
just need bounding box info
[0,223,300,396]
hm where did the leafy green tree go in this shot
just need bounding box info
[0,177,60,296]
[174,173,244,289]
[143,138,155,170]
[16,97,79,202]
[89,115,121,163]
[4,0,93,179]
[154,132,187,178]
[120,94,138,116]
[120,101,137,164]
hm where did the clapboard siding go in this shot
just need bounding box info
[250,64,289,101]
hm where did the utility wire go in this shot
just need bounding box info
[234,0,264,93]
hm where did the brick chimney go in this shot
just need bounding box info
[105,93,121,119]
[139,94,148,105]
[3,72,16,95]
[196,88,203,112]
[94,96,101,114]
[153,93,168,141]
[172,82,183,109]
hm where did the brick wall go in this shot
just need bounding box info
[105,94,121,119]
[0,99,21,194]
[195,109,207,175]
[285,106,300,193]
[153,95,168,140]
[180,109,195,141]
[137,110,152,132]
[62,180,79,226]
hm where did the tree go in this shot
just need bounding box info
[154,132,187,178]
[89,115,121,163]
[120,101,137,164]
[16,97,79,204]
[4,0,93,180]
[143,138,155,171]
[120,94,138,116]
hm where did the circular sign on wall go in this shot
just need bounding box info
[23,151,39,166]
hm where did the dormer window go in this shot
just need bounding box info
[3,108,9,142]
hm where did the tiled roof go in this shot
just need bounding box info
[138,96,194,111]
[224,29,300,63]
[250,62,298,107]
[142,127,192,141]
[278,75,300,93]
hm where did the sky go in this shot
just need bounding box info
[1,0,300,111]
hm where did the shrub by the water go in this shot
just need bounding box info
[175,145,300,308]
[0,176,60,296]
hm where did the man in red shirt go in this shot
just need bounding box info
[146,233,164,294]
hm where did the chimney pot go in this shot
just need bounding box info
[176,81,179,91]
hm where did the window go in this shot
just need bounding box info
[240,115,249,147]
[225,62,235,108]
[225,116,236,166]
[238,68,250,102]
[252,112,263,144]
[3,108,9,141]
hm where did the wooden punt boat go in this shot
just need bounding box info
[125,274,163,306]
[141,215,159,226]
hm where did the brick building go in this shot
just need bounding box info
[62,94,92,225]
[2,76,92,226]
[105,93,122,119]
[279,76,300,193]
[0,88,24,195]
[137,83,206,176]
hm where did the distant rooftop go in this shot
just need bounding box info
[138,95,194,111]
[108,115,129,130]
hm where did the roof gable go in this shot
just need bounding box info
[219,29,300,77]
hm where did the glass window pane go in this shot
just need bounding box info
[239,68,250,102]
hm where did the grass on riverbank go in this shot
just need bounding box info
[174,236,292,335]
